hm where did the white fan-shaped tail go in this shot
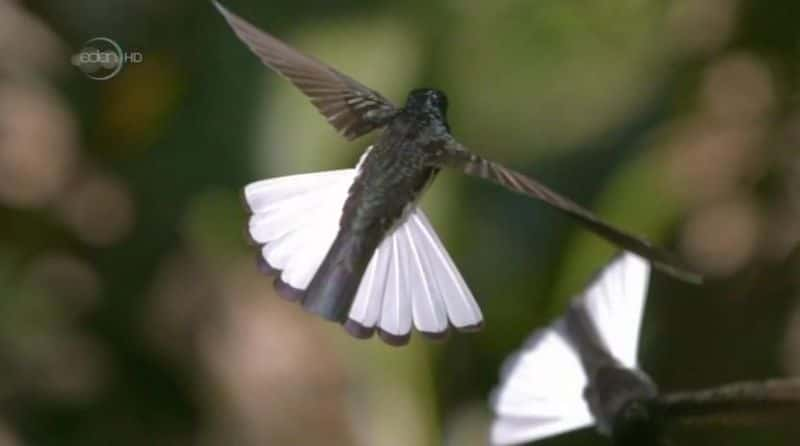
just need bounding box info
[347,208,482,343]
[579,252,650,368]
[245,157,482,345]
[490,322,594,445]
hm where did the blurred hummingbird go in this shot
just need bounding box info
[491,253,800,445]
[213,2,700,345]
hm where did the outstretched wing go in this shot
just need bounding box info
[435,142,701,284]
[214,1,398,140]
[490,321,595,445]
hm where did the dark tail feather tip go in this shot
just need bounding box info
[344,319,375,339]
[378,329,410,347]
[420,328,450,342]
[256,255,278,276]
[243,225,260,247]
[274,277,304,302]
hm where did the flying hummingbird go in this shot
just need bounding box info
[491,253,800,445]
[213,2,700,345]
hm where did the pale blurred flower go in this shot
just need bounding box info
[702,52,775,124]
[661,51,784,270]
[665,121,763,204]
[200,264,354,446]
[0,83,78,208]
[0,0,66,75]
[680,196,762,275]
[148,253,355,446]
[666,53,773,204]
[0,2,77,209]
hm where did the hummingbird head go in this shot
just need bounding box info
[584,366,659,437]
[405,88,449,122]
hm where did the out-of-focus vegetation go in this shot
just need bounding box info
[1,0,799,444]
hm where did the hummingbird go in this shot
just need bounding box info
[491,253,800,445]
[213,2,700,346]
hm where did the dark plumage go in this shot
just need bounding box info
[304,90,445,321]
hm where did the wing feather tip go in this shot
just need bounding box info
[211,0,226,14]
[656,261,703,285]
[378,329,410,347]
[213,1,241,30]
[344,319,375,339]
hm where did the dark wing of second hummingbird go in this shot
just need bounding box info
[214,1,398,140]
[434,141,702,284]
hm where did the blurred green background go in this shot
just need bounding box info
[1,0,799,444]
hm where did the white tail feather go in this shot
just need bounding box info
[411,212,482,329]
[247,170,355,290]
[378,235,413,337]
